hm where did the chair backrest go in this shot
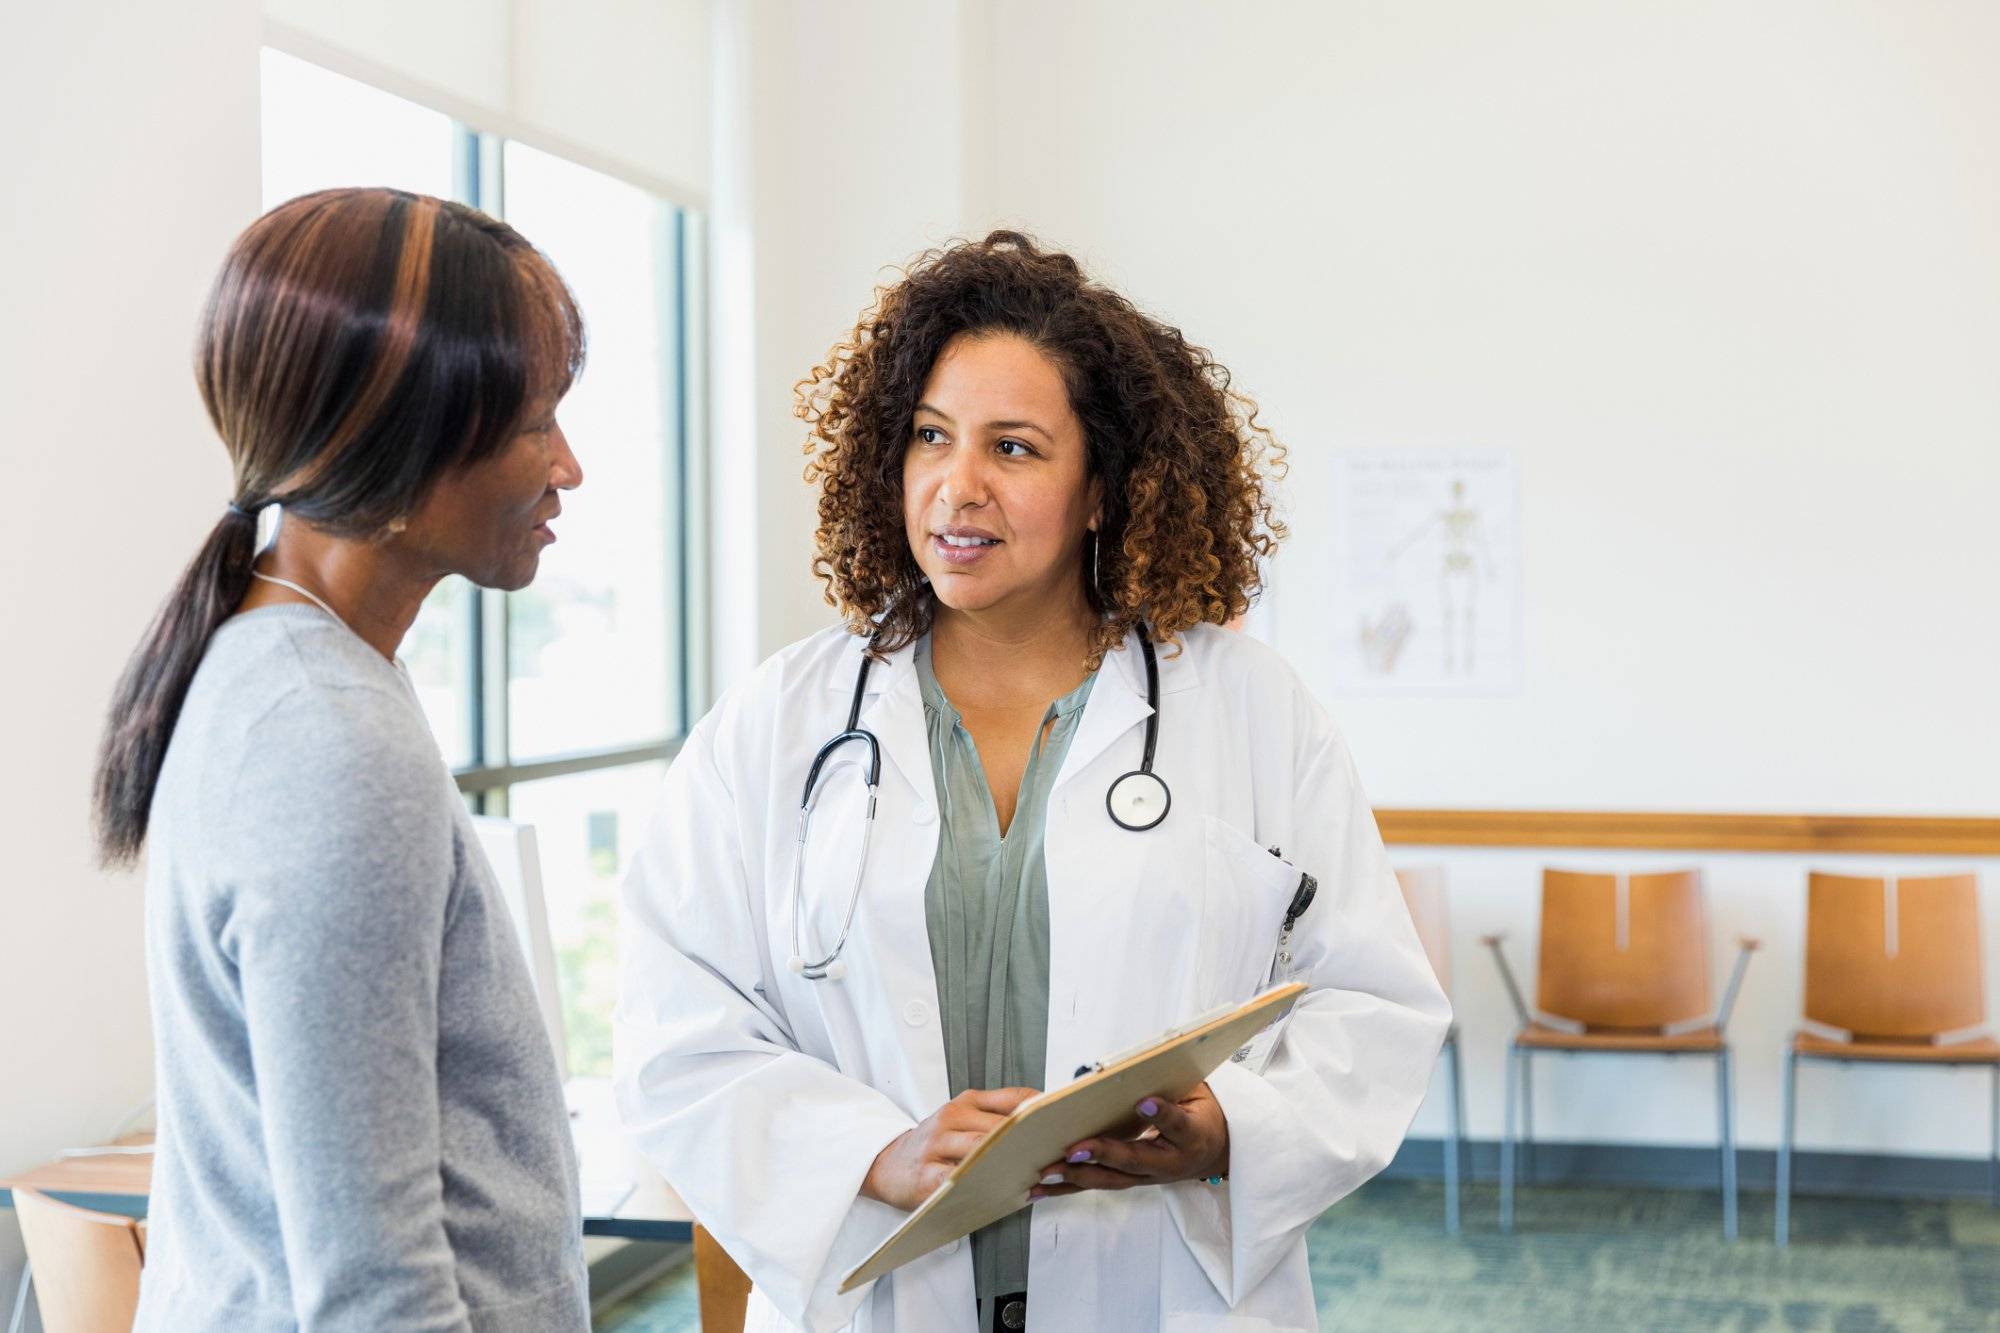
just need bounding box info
[1536,868,1709,1029]
[1803,871,1984,1040]
[471,816,569,1079]
[12,1189,144,1333]
[1394,866,1452,993]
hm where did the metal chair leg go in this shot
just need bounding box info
[7,1261,33,1333]
[1501,1042,1519,1232]
[1453,1028,1472,1198]
[1776,1047,1797,1248]
[1717,1048,1737,1241]
[1443,1031,1463,1235]
[1521,1049,1536,1185]
[1989,1064,1997,1209]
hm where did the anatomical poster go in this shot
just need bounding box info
[1325,449,1520,695]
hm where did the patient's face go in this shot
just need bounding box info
[401,400,583,591]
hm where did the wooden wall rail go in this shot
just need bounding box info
[1373,810,2000,856]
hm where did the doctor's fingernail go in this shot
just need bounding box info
[1040,1172,1063,1185]
[1067,1150,1091,1164]
[1138,1099,1160,1117]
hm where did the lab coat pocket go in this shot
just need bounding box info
[1195,817,1300,1010]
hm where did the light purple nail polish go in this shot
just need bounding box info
[1041,1172,1064,1185]
[1139,1099,1160,1117]
[1068,1149,1090,1164]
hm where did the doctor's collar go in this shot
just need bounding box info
[832,622,1203,701]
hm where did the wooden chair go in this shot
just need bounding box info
[694,1223,752,1333]
[1483,869,1757,1238]
[10,1190,145,1333]
[1776,871,1999,1246]
[1395,866,1468,1234]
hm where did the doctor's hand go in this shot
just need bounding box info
[862,1086,1041,1212]
[1029,1082,1230,1200]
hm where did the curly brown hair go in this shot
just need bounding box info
[797,230,1286,665]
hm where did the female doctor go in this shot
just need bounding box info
[615,231,1450,1333]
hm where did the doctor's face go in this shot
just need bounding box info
[902,332,1101,620]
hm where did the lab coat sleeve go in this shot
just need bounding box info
[1162,705,1452,1307]
[614,715,916,1333]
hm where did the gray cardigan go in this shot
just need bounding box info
[134,606,588,1331]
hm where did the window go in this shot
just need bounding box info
[260,48,704,1077]
[499,141,686,760]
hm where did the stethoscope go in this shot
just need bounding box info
[787,623,1170,981]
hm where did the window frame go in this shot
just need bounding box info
[434,124,709,816]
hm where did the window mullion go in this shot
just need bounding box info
[452,738,679,796]
[679,211,712,720]
[656,206,687,739]
[473,128,511,816]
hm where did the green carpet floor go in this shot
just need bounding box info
[596,1178,2000,1330]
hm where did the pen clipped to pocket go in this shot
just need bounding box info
[1264,846,1318,986]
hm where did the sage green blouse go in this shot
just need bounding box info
[915,636,1097,1300]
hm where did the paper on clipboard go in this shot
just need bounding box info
[839,981,1307,1294]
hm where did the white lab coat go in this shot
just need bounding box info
[615,623,1450,1333]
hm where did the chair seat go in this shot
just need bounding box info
[1516,1022,1724,1052]
[1791,1031,2000,1064]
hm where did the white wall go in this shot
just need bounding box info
[264,0,711,204]
[965,0,2000,815]
[954,0,2000,1153]
[261,0,508,108]
[511,0,710,205]
[0,0,262,1307]
[710,0,979,677]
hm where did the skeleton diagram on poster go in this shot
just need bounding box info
[1326,450,1520,695]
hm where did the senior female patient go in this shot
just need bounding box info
[94,187,591,1331]
[615,231,1449,1333]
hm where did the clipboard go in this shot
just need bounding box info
[839,981,1307,1293]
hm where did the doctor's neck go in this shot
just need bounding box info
[930,585,1097,697]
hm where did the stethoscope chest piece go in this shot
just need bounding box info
[1106,769,1171,832]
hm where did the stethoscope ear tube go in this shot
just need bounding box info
[803,728,882,793]
[790,650,885,981]
[1136,625,1161,773]
[1105,623,1170,831]
[789,791,876,982]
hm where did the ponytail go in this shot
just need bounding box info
[92,506,261,866]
